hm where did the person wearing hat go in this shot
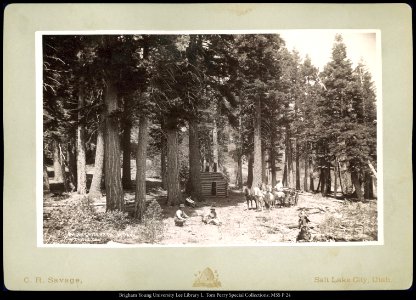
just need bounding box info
[203,206,221,226]
[174,204,189,227]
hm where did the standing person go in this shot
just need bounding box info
[174,204,189,227]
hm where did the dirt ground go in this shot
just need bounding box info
[155,190,377,245]
[44,186,378,245]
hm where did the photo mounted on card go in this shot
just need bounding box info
[3,3,412,291]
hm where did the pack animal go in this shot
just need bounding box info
[244,187,257,209]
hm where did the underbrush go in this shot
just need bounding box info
[44,197,164,244]
[317,201,378,241]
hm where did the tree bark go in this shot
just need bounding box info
[286,126,293,188]
[166,125,181,206]
[309,156,314,191]
[236,152,243,189]
[53,139,63,182]
[282,151,288,187]
[304,148,308,192]
[253,95,262,189]
[135,115,148,220]
[161,134,167,190]
[351,170,364,201]
[212,118,219,172]
[59,144,69,192]
[188,119,203,201]
[122,97,132,189]
[337,160,345,195]
[270,144,277,187]
[261,149,267,184]
[295,140,300,190]
[326,162,332,194]
[77,81,87,195]
[104,79,123,211]
[334,162,338,197]
[247,153,254,188]
[67,136,77,191]
[43,165,50,193]
[89,122,104,198]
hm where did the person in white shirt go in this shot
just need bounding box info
[174,204,189,226]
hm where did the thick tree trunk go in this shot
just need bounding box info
[67,137,77,191]
[212,119,219,172]
[236,152,243,189]
[286,127,293,188]
[166,125,181,206]
[43,165,50,192]
[59,144,69,192]
[135,115,148,220]
[53,139,63,182]
[77,82,87,195]
[89,123,104,198]
[247,153,254,188]
[253,95,262,189]
[337,160,345,195]
[261,149,267,184]
[161,136,167,190]
[326,162,332,194]
[122,98,132,189]
[295,140,300,190]
[270,145,277,187]
[104,80,123,211]
[351,170,364,201]
[188,119,203,201]
[309,156,314,191]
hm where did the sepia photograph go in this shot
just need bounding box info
[4,4,412,291]
[40,31,381,246]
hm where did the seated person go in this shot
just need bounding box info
[174,204,189,227]
[203,207,221,226]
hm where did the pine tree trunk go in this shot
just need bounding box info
[270,144,277,187]
[212,119,219,172]
[261,149,266,184]
[253,95,262,189]
[43,165,50,192]
[135,115,148,220]
[326,162,332,194]
[59,145,69,192]
[337,160,345,195]
[89,123,104,198]
[304,149,308,192]
[351,170,364,201]
[166,125,181,206]
[334,163,338,197]
[67,138,77,191]
[237,152,243,189]
[247,153,254,188]
[286,127,293,189]
[295,140,300,190]
[76,80,87,194]
[161,136,167,190]
[282,151,288,187]
[122,98,132,189]
[53,139,63,182]
[188,119,203,201]
[364,172,373,199]
[104,79,123,211]
[309,156,314,191]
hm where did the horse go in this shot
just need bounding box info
[263,184,275,209]
[244,186,257,209]
[252,185,265,211]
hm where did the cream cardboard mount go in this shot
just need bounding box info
[3,4,413,291]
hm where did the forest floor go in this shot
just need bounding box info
[43,182,378,245]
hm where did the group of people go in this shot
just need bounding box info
[174,204,221,227]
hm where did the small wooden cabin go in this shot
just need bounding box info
[200,172,228,198]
